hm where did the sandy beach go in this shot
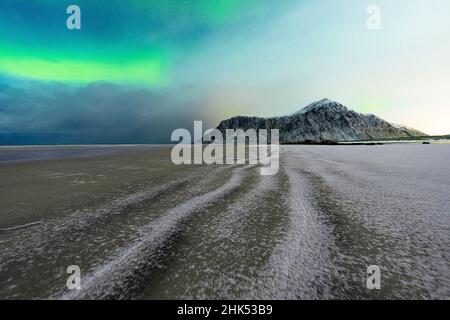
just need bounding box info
[0,144,449,299]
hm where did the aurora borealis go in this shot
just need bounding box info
[0,0,274,85]
[0,0,449,144]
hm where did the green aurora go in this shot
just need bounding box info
[0,0,449,143]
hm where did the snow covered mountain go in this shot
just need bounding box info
[214,99,427,143]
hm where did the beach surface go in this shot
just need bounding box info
[0,144,449,299]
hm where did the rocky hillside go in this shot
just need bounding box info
[214,99,426,143]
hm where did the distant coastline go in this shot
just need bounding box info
[280,134,450,145]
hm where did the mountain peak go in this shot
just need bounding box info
[317,98,333,104]
[295,98,346,115]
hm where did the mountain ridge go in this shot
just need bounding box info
[213,99,427,143]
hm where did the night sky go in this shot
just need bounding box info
[1,0,449,144]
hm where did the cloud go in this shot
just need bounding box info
[0,81,212,144]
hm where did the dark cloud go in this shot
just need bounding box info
[0,81,213,145]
